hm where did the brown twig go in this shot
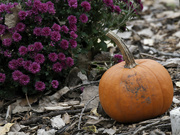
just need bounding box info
[69,81,99,91]
[78,94,99,130]
[20,108,91,125]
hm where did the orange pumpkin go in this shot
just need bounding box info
[99,31,174,123]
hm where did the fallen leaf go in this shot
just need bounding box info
[8,132,29,135]
[173,31,180,38]
[0,123,14,135]
[37,129,57,135]
[176,82,180,88]
[173,97,180,104]
[80,86,99,109]
[62,113,70,124]
[103,128,116,135]
[50,115,65,129]
[44,106,71,111]
[138,28,154,37]
[143,39,154,46]
[5,4,21,28]
[82,125,98,133]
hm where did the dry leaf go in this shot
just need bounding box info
[8,132,29,135]
[176,82,180,88]
[82,125,98,133]
[103,128,116,135]
[173,97,180,104]
[143,39,154,46]
[44,106,71,111]
[80,86,99,109]
[50,115,65,129]
[62,113,70,124]
[0,123,14,135]
[37,129,56,135]
[173,31,180,38]
[137,28,154,37]
[5,4,21,28]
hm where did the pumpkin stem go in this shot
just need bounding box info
[106,31,137,69]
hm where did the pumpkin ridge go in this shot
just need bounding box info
[99,65,124,119]
[134,64,156,118]
[138,64,164,115]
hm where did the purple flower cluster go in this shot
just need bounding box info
[35,81,46,91]
[0,1,78,93]
[79,14,88,23]
[2,38,12,47]
[51,80,59,89]
[114,54,123,63]
[68,0,78,9]
[81,1,91,12]
[12,70,30,85]
[0,24,5,35]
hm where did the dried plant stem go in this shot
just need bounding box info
[106,31,137,69]
[78,94,99,130]
[25,93,32,108]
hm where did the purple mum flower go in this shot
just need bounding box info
[12,33,22,42]
[81,1,91,12]
[0,73,6,83]
[69,24,77,32]
[51,80,59,89]
[114,54,123,62]
[34,16,42,23]
[70,31,78,39]
[28,44,35,52]
[48,7,56,14]
[23,60,32,71]
[41,27,51,36]
[51,31,61,42]
[16,22,26,32]
[68,0,78,8]
[33,27,41,36]
[34,42,43,51]
[35,81,46,91]
[17,57,24,67]
[66,57,74,67]
[19,46,28,56]
[61,25,69,33]
[115,5,121,14]
[79,13,88,23]
[12,70,23,81]
[2,38,12,47]
[60,39,69,50]
[34,53,45,64]
[52,62,62,72]
[18,10,28,20]
[67,15,77,24]
[58,52,66,61]
[19,74,30,85]
[39,3,48,13]
[29,62,41,74]
[0,4,6,12]
[48,52,58,62]
[3,50,12,58]
[52,23,61,31]
[103,0,113,6]
[69,39,77,48]
[8,59,18,70]
[0,24,6,35]
[46,1,54,9]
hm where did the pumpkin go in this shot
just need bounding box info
[99,31,174,123]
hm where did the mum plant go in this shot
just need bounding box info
[0,0,143,98]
